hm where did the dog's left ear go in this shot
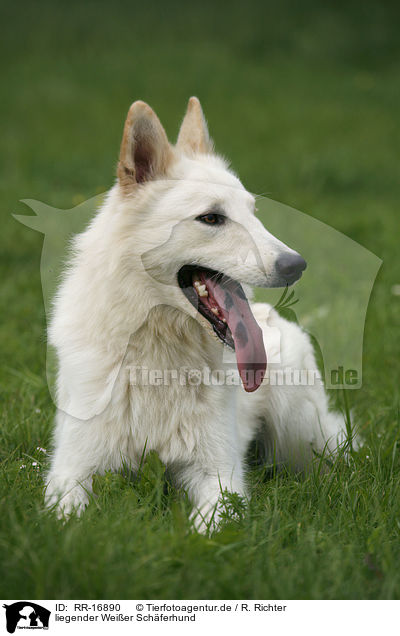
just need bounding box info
[176,97,214,155]
[117,101,173,191]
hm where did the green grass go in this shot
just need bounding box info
[1,0,400,599]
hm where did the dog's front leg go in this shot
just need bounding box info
[45,410,101,518]
[175,456,246,534]
[172,392,248,533]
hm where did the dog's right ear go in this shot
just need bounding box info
[117,101,173,192]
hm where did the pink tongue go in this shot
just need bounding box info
[205,275,267,392]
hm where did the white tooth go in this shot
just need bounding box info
[211,307,219,315]
[222,318,226,323]
[194,281,208,297]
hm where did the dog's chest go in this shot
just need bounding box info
[121,326,228,463]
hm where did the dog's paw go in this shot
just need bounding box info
[190,503,222,535]
[45,478,90,520]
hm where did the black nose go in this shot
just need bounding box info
[275,252,307,283]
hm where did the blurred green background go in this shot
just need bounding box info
[1,0,399,599]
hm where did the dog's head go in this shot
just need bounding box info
[115,98,306,391]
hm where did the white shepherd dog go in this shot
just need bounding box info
[45,97,350,530]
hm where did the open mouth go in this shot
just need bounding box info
[177,265,267,392]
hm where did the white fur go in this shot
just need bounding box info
[45,101,351,531]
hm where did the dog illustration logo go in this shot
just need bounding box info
[3,602,50,633]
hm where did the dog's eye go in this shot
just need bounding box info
[196,213,225,225]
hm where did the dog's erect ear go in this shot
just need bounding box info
[117,101,173,191]
[176,96,213,155]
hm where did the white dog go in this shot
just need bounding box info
[45,97,350,530]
